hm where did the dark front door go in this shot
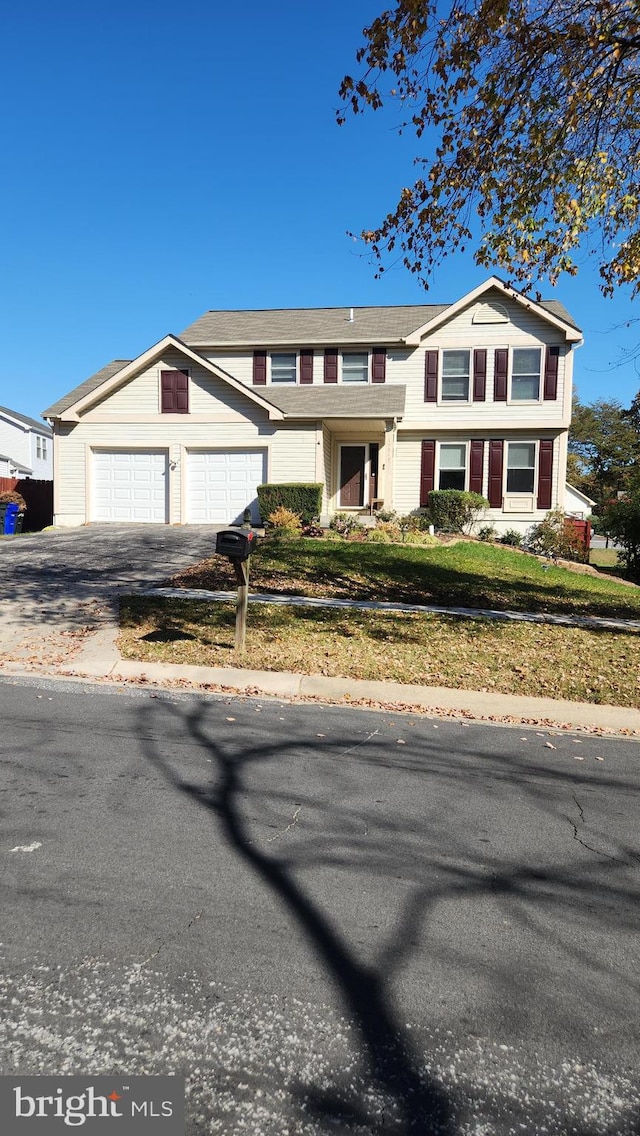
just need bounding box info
[339,446,365,508]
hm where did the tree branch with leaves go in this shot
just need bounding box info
[339,0,640,294]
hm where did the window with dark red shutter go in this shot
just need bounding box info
[424,351,438,402]
[253,352,267,385]
[372,349,386,384]
[324,350,338,384]
[420,440,436,506]
[469,439,485,494]
[488,440,504,506]
[473,350,486,401]
[300,350,314,384]
[543,346,560,400]
[161,370,189,413]
[537,439,554,509]
[493,349,508,401]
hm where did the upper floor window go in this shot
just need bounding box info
[511,348,541,401]
[342,352,369,383]
[438,443,466,490]
[506,442,536,493]
[441,349,470,401]
[271,353,297,383]
[161,369,189,413]
[36,436,47,459]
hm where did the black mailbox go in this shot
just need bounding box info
[216,528,258,561]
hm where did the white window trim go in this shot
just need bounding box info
[269,351,299,385]
[507,344,544,405]
[437,348,472,405]
[504,439,538,497]
[340,350,370,385]
[437,440,468,491]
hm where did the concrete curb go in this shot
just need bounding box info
[15,652,635,736]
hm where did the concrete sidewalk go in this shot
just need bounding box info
[1,620,636,737]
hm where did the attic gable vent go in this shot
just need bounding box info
[472,302,508,324]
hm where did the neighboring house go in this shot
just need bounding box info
[565,483,596,518]
[43,277,582,532]
[0,406,53,480]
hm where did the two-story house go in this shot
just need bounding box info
[43,277,582,533]
[0,405,53,480]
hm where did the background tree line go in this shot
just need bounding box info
[569,389,640,511]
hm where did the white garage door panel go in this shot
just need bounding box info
[92,451,168,522]
[187,450,266,524]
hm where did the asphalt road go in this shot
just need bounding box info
[1,676,639,1135]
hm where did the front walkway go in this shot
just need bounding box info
[142,587,640,634]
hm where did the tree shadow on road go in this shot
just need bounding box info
[137,698,640,1134]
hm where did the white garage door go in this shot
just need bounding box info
[92,450,169,523]
[187,450,267,524]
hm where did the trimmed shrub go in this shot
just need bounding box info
[500,528,522,547]
[267,506,302,537]
[257,483,322,525]
[477,524,497,542]
[428,490,489,533]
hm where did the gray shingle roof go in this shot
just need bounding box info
[0,405,53,435]
[43,361,131,418]
[180,305,449,346]
[180,298,581,344]
[260,384,406,418]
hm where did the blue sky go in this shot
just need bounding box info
[1,0,639,423]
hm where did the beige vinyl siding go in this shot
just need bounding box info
[52,419,317,525]
[400,293,571,426]
[81,350,260,419]
[394,430,565,531]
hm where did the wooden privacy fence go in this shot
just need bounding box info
[0,478,53,531]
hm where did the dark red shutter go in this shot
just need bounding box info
[488,440,504,507]
[253,351,267,385]
[494,349,508,401]
[161,369,189,413]
[372,348,386,384]
[537,439,554,509]
[473,350,487,401]
[543,346,560,400]
[424,350,438,402]
[420,440,436,506]
[324,349,338,383]
[469,439,485,495]
[300,350,314,384]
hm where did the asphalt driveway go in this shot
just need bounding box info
[0,525,222,635]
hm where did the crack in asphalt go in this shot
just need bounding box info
[569,796,629,865]
[141,909,203,964]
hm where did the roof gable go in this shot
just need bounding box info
[404,277,582,344]
[0,405,52,435]
[44,337,284,420]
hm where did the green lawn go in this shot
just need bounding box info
[116,538,640,707]
[167,537,640,620]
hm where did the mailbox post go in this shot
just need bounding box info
[215,528,258,653]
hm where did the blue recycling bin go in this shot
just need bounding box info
[3,503,20,534]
